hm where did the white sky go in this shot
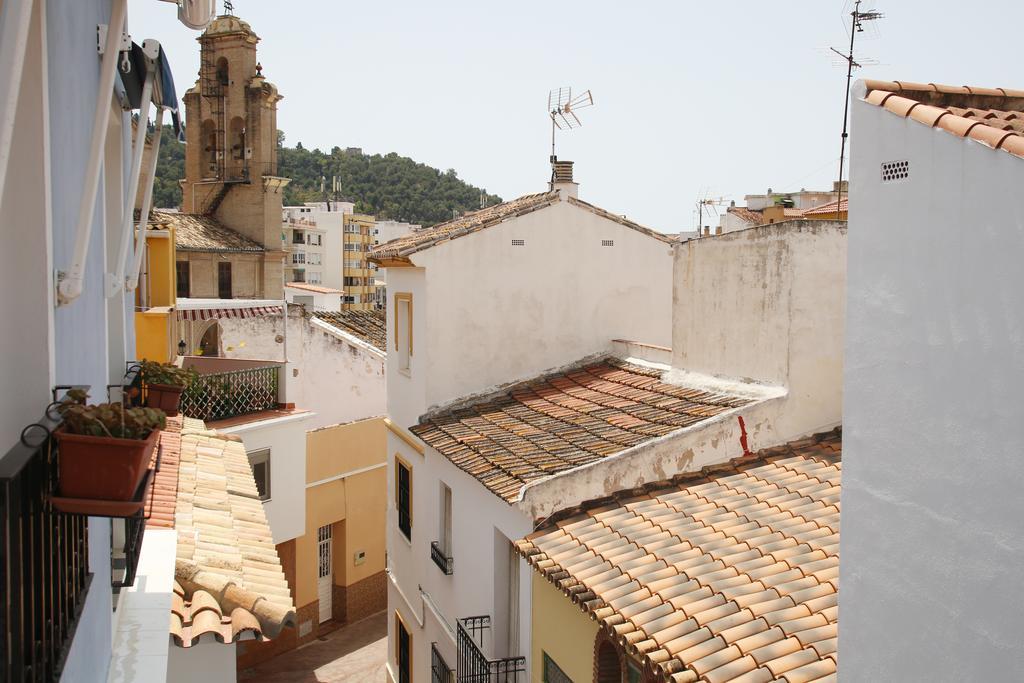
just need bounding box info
[129,0,1024,233]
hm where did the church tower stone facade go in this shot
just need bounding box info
[180,14,288,298]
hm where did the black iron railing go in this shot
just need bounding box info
[0,394,91,682]
[179,364,280,422]
[456,616,525,683]
[432,642,454,683]
[431,541,453,575]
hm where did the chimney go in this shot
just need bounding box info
[549,157,578,199]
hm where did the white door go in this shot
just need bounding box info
[317,524,333,623]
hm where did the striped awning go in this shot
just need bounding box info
[177,305,282,322]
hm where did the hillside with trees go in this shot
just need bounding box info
[151,126,502,226]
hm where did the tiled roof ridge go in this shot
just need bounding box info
[145,415,182,530]
[148,209,265,253]
[565,196,674,244]
[411,356,755,503]
[863,79,1024,159]
[368,191,559,261]
[517,428,843,683]
[801,198,848,217]
[312,309,387,352]
[175,559,296,639]
[531,427,842,530]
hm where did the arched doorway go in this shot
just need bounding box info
[198,321,220,357]
[595,638,622,683]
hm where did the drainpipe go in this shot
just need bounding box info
[57,0,128,305]
[126,105,163,292]
[0,0,35,218]
[110,41,158,297]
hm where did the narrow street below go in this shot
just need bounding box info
[239,611,387,682]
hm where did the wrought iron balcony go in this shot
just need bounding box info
[179,361,282,422]
[1,391,92,682]
[456,616,525,683]
[430,541,453,575]
[431,642,454,683]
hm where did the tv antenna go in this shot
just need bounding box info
[548,87,594,159]
[695,195,729,236]
[833,0,883,215]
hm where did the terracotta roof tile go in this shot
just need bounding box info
[147,210,264,253]
[863,79,1024,159]
[145,416,182,530]
[727,207,764,226]
[170,418,296,648]
[313,309,387,351]
[517,430,842,682]
[411,357,754,503]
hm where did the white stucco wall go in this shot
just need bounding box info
[672,220,847,443]
[218,311,386,431]
[217,413,311,544]
[385,267,428,430]
[838,81,1024,680]
[402,200,673,420]
[386,433,533,681]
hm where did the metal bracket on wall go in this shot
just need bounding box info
[96,24,131,56]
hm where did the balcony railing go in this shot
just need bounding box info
[432,642,454,683]
[456,616,525,683]
[1,392,91,682]
[430,541,453,575]
[179,363,280,422]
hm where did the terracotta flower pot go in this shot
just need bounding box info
[54,428,159,501]
[146,383,185,417]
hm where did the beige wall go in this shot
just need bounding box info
[177,251,268,299]
[531,572,598,682]
[294,417,387,609]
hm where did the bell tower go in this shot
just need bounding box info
[180,13,288,294]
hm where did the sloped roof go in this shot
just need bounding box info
[314,309,387,352]
[148,210,264,253]
[368,191,672,263]
[518,430,842,683]
[862,80,1024,158]
[286,282,343,294]
[369,192,559,261]
[727,206,764,226]
[410,357,753,503]
[801,199,847,217]
[170,418,295,647]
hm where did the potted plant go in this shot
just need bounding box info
[55,390,166,501]
[140,360,196,417]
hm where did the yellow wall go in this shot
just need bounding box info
[294,417,387,607]
[531,571,599,682]
[135,309,172,363]
[146,229,176,308]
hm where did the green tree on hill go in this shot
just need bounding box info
[151,126,502,226]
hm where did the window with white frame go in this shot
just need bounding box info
[395,293,412,372]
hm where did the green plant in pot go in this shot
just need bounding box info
[55,390,166,501]
[140,359,196,417]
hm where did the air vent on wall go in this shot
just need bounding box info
[601,240,614,247]
[511,239,525,246]
[881,160,909,183]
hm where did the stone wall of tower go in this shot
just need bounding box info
[180,15,286,257]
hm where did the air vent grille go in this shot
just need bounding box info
[882,160,909,182]
[601,240,614,247]
[511,239,525,246]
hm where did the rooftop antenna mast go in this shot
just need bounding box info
[695,195,729,237]
[832,0,883,216]
[548,87,594,161]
